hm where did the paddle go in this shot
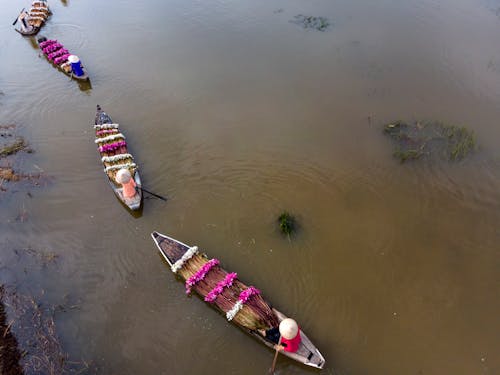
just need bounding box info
[138,187,167,201]
[13,8,25,25]
[269,336,282,374]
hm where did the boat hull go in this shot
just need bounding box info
[151,231,325,369]
[94,106,142,211]
[15,26,40,36]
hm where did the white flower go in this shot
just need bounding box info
[95,133,125,144]
[226,301,243,321]
[101,153,134,163]
[93,123,120,130]
[104,163,137,172]
[171,246,198,273]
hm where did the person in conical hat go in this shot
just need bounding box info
[115,168,137,198]
[258,318,302,353]
[16,10,34,33]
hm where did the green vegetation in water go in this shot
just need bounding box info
[292,15,330,31]
[383,121,476,162]
[0,137,30,157]
[278,211,296,239]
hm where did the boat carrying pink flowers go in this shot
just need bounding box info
[151,231,325,369]
[37,37,89,81]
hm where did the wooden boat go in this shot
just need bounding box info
[151,231,326,369]
[37,37,89,81]
[94,105,142,211]
[14,1,51,36]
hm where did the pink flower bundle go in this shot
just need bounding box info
[238,286,260,303]
[96,129,119,136]
[54,54,70,65]
[204,272,237,303]
[43,42,62,54]
[99,140,127,153]
[185,259,220,294]
[48,48,68,61]
[39,39,56,49]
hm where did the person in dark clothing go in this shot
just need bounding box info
[259,318,302,352]
[261,327,281,344]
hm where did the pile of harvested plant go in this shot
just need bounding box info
[177,253,279,330]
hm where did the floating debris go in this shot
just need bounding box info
[0,125,16,138]
[0,166,49,193]
[0,167,21,182]
[277,211,296,239]
[291,15,330,31]
[0,127,50,193]
[14,247,59,267]
[383,121,477,162]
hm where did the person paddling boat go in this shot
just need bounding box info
[260,318,302,353]
[115,168,137,199]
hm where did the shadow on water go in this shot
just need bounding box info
[77,78,92,92]
[114,195,144,218]
[26,36,39,50]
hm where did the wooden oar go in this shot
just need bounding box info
[269,336,282,374]
[12,8,25,25]
[139,187,167,201]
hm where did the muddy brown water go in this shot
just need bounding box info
[1,0,499,374]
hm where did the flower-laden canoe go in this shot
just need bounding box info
[14,0,51,36]
[151,231,326,369]
[94,105,142,211]
[37,37,89,81]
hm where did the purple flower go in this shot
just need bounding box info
[204,272,237,303]
[54,54,70,65]
[39,40,56,49]
[185,259,220,294]
[43,43,63,54]
[48,48,68,60]
[238,286,260,303]
[98,141,127,153]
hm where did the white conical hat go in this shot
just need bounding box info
[279,318,298,340]
[116,168,131,184]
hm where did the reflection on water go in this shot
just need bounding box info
[0,0,499,374]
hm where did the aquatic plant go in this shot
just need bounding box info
[0,137,29,157]
[443,125,476,161]
[278,211,296,238]
[292,15,330,31]
[383,121,476,162]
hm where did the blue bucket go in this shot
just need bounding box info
[68,55,84,77]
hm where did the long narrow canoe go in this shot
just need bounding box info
[151,231,325,369]
[38,37,89,81]
[94,105,142,210]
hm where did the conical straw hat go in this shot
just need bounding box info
[116,168,131,184]
[279,318,298,340]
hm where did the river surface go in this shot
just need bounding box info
[1,0,499,374]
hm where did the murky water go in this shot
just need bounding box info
[1,0,499,374]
